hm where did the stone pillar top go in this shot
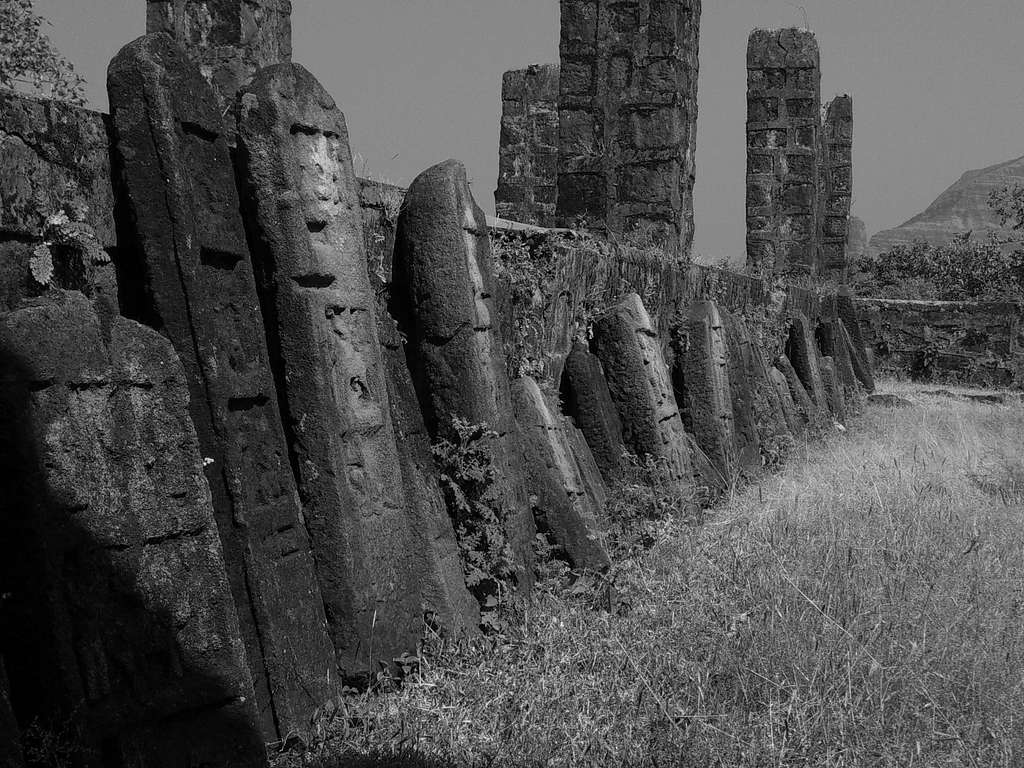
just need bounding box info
[747,28,819,69]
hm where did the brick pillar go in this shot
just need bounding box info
[819,95,853,276]
[495,64,560,227]
[746,28,820,277]
[146,0,292,107]
[557,0,700,257]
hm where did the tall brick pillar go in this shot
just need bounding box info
[819,95,853,276]
[495,64,561,227]
[745,28,821,277]
[557,0,701,257]
[146,0,292,106]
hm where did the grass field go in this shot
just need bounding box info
[278,382,1024,768]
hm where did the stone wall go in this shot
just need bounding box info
[745,28,821,277]
[856,298,1023,387]
[819,95,853,276]
[496,64,560,227]
[556,0,700,256]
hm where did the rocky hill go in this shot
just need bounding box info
[869,155,1024,257]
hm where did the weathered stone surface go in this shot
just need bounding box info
[565,419,608,515]
[768,364,802,434]
[722,310,762,469]
[674,301,735,490]
[561,340,626,482]
[0,660,23,768]
[592,293,693,489]
[845,215,867,263]
[377,313,481,637]
[0,292,266,768]
[818,96,852,276]
[512,377,610,572]
[836,286,875,392]
[819,356,847,423]
[775,352,818,424]
[557,0,701,256]
[856,297,1022,388]
[747,327,794,446]
[817,318,859,397]
[786,313,828,408]
[236,63,469,672]
[147,0,292,109]
[867,393,914,409]
[746,28,821,276]
[392,159,536,589]
[496,64,560,227]
[108,34,335,738]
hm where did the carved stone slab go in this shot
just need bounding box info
[561,340,626,483]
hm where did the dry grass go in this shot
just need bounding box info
[277,382,1024,767]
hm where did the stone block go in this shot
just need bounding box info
[775,352,818,424]
[512,378,610,572]
[561,341,626,483]
[836,285,875,391]
[0,292,266,768]
[786,313,828,408]
[108,34,336,738]
[768,364,802,434]
[392,159,536,590]
[592,293,693,491]
[819,356,847,423]
[721,310,761,470]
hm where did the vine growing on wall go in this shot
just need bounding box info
[0,0,85,104]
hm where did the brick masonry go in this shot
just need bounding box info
[819,95,853,276]
[746,28,821,277]
[496,64,560,227]
[556,0,700,257]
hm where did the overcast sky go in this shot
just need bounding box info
[35,0,1024,261]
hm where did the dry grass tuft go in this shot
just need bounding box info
[276,382,1024,767]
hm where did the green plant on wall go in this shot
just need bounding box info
[0,0,85,104]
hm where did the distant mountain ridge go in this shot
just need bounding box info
[869,155,1024,257]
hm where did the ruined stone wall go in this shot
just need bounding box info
[856,298,1024,387]
[819,95,853,276]
[146,0,292,108]
[557,0,700,256]
[496,64,560,226]
[745,28,821,277]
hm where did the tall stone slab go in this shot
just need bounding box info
[786,312,828,409]
[746,28,821,276]
[767,365,802,435]
[495,64,561,227]
[512,378,610,572]
[775,352,818,425]
[146,0,292,109]
[392,159,537,590]
[236,64,474,671]
[817,318,858,395]
[836,285,875,392]
[557,0,701,256]
[674,301,735,491]
[561,340,626,483]
[819,96,853,275]
[721,311,762,470]
[108,34,336,738]
[0,292,266,768]
[592,293,693,490]
[746,323,793,447]
[819,356,847,424]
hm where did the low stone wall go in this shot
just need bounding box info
[856,298,1023,387]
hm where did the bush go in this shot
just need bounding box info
[0,0,85,104]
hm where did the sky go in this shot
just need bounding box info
[34,0,1024,262]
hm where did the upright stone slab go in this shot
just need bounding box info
[495,64,560,227]
[146,0,292,109]
[0,292,266,768]
[768,364,802,434]
[819,356,847,423]
[674,301,735,491]
[786,312,828,408]
[108,34,336,738]
[775,352,818,424]
[836,285,875,392]
[819,96,853,275]
[561,340,626,483]
[746,324,793,447]
[746,28,821,276]
[236,64,469,671]
[817,318,858,395]
[557,0,701,255]
[377,315,481,637]
[592,293,693,490]
[722,310,762,470]
[392,159,537,590]
[512,377,610,572]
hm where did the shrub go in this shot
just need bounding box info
[0,0,85,104]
